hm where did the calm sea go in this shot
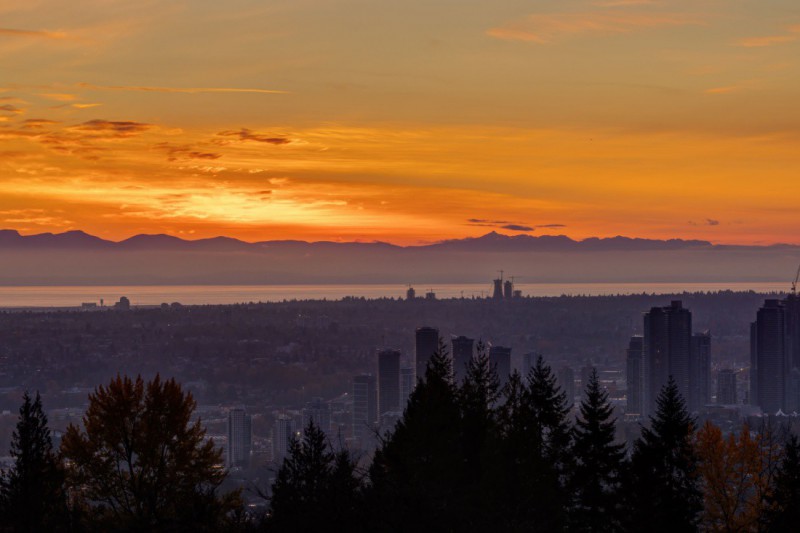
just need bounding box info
[0,282,789,308]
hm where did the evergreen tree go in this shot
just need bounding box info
[368,341,463,531]
[457,340,501,530]
[268,419,360,532]
[762,433,800,532]
[623,377,702,533]
[570,369,626,532]
[494,369,532,530]
[0,391,70,533]
[496,356,573,531]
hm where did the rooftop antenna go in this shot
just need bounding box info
[497,269,504,281]
[792,264,800,295]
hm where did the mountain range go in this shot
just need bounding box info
[0,229,798,285]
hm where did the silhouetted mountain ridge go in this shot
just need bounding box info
[0,229,766,252]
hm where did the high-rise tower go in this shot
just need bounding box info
[415,326,440,383]
[353,374,377,441]
[489,345,512,388]
[451,335,474,384]
[717,369,737,405]
[378,349,401,416]
[227,407,252,469]
[689,331,711,411]
[751,299,789,414]
[643,300,692,415]
[626,335,644,416]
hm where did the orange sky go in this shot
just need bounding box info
[2,0,800,245]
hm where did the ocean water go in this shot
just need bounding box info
[0,282,789,308]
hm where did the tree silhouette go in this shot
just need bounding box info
[268,419,360,532]
[368,340,463,531]
[761,433,800,532]
[60,374,240,531]
[695,421,778,531]
[570,369,625,532]
[457,340,501,530]
[0,391,70,532]
[495,356,573,531]
[623,377,701,533]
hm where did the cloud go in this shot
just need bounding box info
[0,104,24,114]
[465,219,564,231]
[466,218,540,232]
[705,86,738,94]
[468,218,511,224]
[70,119,151,136]
[689,219,720,226]
[0,28,68,40]
[501,224,534,231]
[487,12,702,44]
[21,118,60,128]
[217,128,291,144]
[39,93,77,102]
[72,103,103,109]
[592,0,658,5]
[739,35,797,47]
[738,25,800,47]
[77,83,287,95]
[158,143,223,162]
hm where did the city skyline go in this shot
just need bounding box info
[3,1,800,245]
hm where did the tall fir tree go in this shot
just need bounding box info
[456,340,501,530]
[506,356,573,531]
[570,369,626,532]
[368,340,464,532]
[761,433,800,532]
[268,419,360,532]
[0,391,70,533]
[623,377,702,533]
[495,369,534,530]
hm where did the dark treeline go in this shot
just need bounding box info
[269,342,800,533]
[2,345,800,532]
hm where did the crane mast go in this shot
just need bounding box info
[793,264,800,295]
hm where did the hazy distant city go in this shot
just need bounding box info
[2,270,799,487]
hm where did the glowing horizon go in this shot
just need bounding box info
[3,0,800,246]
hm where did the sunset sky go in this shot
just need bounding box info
[2,0,800,245]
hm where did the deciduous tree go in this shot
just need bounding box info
[61,375,240,531]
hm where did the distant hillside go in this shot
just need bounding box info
[0,229,798,285]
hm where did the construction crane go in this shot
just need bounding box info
[792,264,800,295]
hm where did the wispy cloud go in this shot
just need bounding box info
[0,28,68,40]
[487,12,702,44]
[157,143,223,162]
[69,119,151,137]
[738,25,800,48]
[0,104,24,114]
[501,224,534,232]
[21,118,60,128]
[217,128,291,145]
[705,86,738,94]
[592,0,658,5]
[39,93,77,102]
[689,218,720,226]
[77,83,288,95]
